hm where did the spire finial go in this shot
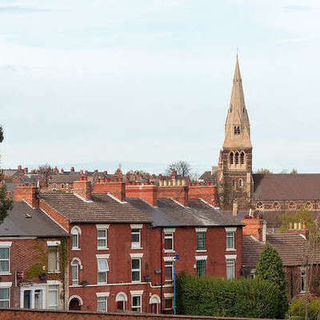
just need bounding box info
[233,54,241,82]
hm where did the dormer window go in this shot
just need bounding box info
[234,126,240,135]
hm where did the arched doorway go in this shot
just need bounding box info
[116,292,127,312]
[149,294,161,314]
[69,296,83,311]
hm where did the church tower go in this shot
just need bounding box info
[218,56,253,210]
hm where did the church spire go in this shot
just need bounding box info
[223,56,251,149]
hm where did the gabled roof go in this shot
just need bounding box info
[243,233,320,268]
[199,171,216,182]
[40,192,151,224]
[127,197,243,227]
[0,201,68,237]
[253,174,320,200]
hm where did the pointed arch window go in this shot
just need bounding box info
[234,126,240,135]
[229,152,234,165]
[235,152,239,165]
[240,152,245,165]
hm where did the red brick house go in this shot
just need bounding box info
[241,212,320,299]
[0,185,68,310]
[8,173,243,314]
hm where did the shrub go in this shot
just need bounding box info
[176,272,281,318]
[288,296,320,320]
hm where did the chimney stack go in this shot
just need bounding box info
[73,177,92,201]
[126,183,158,206]
[14,183,39,208]
[158,181,189,206]
[242,212,266,242]
[92,170,125,201]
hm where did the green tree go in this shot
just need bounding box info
[0,126,13,223]
[255,243,288,318]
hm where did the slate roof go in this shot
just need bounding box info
[0,201,67,237]
[127,198,243,227]
[199,171,216,182]
[40,192,151,224]
[253,174,320,200]
[242,233,320,268]
[49,175,83,184]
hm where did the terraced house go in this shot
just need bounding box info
[2,173,242,314]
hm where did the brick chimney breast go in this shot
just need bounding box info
[73,177,92,201]
[14,183,39,208]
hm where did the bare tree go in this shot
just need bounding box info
[255,168,272,174]
[38,164,53,187]
[165,161,191,177]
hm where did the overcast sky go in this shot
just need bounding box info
[0,0,319,174]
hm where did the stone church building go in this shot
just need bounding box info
[201,57,320,213]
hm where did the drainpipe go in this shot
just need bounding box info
[160,228,163,313]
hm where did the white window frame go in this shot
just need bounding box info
[131,258,141,283]
[164,293,174,311]
[96,254,109,284]
[71,226,81,250]
[130,291,143,312]
[196,228,207,252]
[0,285,10,308]
[164,229,175,252]
[225,227,236,251]
[47,243,60,273]
[96,292,109,312]
[48,285,59,310]
[164,261,173,282]
[0,242,11,275]
[71,258,81,285]
[131,225,142,249]
[225,255,237,279]
[96,225,109,250]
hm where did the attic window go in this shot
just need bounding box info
[234,126,240,135]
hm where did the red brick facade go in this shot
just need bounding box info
[7,180,242,314]
[0,238,66,310]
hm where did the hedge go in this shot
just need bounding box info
[176,272,282,318]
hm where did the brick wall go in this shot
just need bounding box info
[0,238,65,309]
[188,184,218,206]
[0,308,276,320]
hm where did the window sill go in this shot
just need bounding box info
[131,246,143,250]
[97,247,109,251]
[196,249,207,253]
[226,248,236,252]
[97,282,108,285]
[0,272,11,276]
[71,248,81,251]
[165,280,173,283]
[131,280,142,284]
[164,250,175,253]
[48,271,60,274]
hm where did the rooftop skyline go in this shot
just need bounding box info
[1,0,319,174]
